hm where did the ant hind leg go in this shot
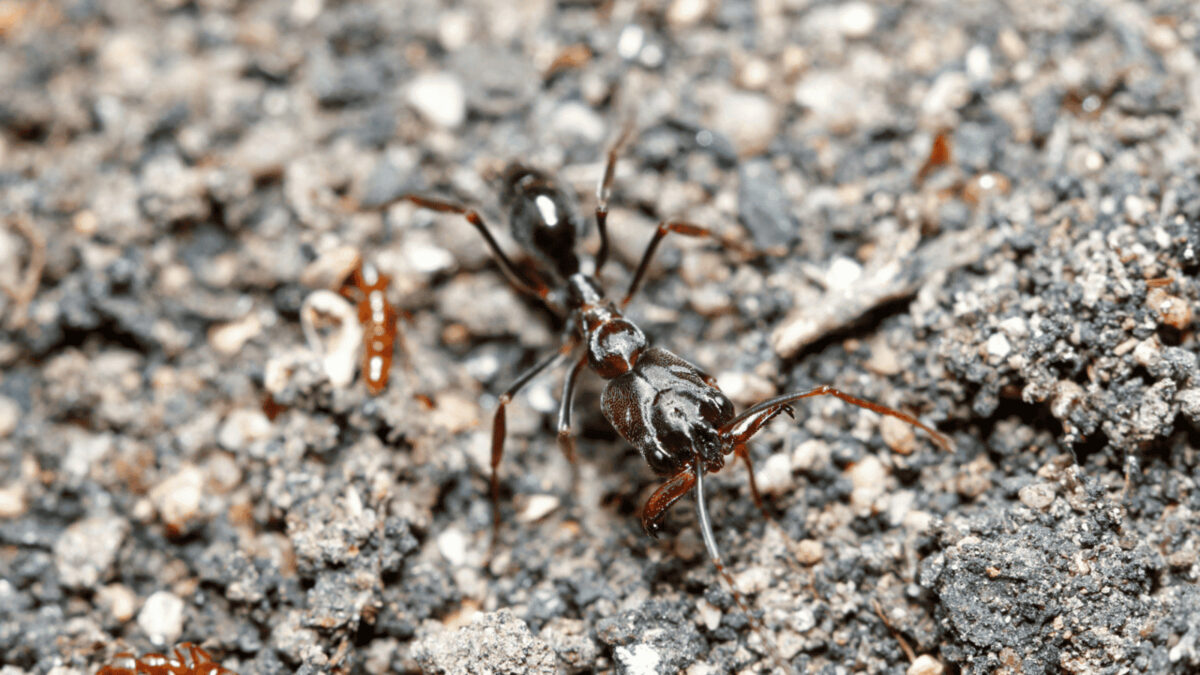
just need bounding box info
[487,347,570,561]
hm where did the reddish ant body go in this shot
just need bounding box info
[338,260,402,396]
[402,127,950,671]
[97,643,235,675]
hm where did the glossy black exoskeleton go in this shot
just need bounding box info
[399,125,951,673]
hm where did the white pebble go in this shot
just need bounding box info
[985,333,1012,361]
[138,591,185,646]
[615,644,661,675]
[711,90,778,156]
[0,483,27,518]
[755,453,793,496]
[54,516,128,588]
[667,0,709,27]
[517,494,561,523]
[848,455,886,508]
[908,654,946,675]
[826,256,863,290]
[552,102,606,146]
[437,527,468,566]
[407,72,466,129]
[208,314,262,356]
[838,2,877,39]
[217,408,273,453]
[97,584,139,623]
[792,439,830,472]
[149,465,205,532]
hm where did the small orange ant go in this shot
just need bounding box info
[338,261,403,396]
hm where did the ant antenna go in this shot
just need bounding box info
[694,457,792,674]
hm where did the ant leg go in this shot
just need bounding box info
[622,220,720,308]
[402,195,555,307]
[733,444,768,515]
[722,386,952,451]
[489,347,569,554]
[556,356,588,464]
[641,466,696,538]
[594,122,635,275]
[693,458,790,673]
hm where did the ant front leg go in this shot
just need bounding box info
[722,386,952,452]
[622,220,726,308]
[401,195,556,309]
[641,466,697,538]
[488,346,570,555]
[556,356,587,464]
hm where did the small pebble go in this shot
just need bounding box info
[96,584,138,623]
[696,597,721,631]
[149,465,205,534]
[1018,483,1056,510]
[614,644,661,675]
[711,90,778,156]
[208,314,262,356]
[1146,287,1192,330]
[217,408,274,453]
[667,0,709,27]
[55,516,129,588]
[838,2,877,39]
[755,452,793,496]
[300,246,361,290]
[0,396,18,438]
[437,527,468,566]
[880,416,917,455]
[0,484,26,518]
[985,333,1012,361]
[907,654,946,675]
[795,539,823,565]
[407,72,467,129]
[791,606,817,633]
[1178,389,1200,423]
[826,256,863,290]
[848,455,886,508]
[792,439,830,472]
[516,494,560,523]
[138,591,185,646]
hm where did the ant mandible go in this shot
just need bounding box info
[399,126,951,669]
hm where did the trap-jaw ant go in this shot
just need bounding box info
[400,127,951,670]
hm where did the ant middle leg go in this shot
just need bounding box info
[401,195,555,307]
[556,356,588,464]
[622,220,727,307]
[488,344,573,554]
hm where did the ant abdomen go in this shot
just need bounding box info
[501,164,585,279]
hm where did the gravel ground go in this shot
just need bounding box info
[2,1,1199,673]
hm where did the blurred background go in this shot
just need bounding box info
[1,0,1199,673]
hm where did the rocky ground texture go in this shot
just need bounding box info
[1,0,1198,673]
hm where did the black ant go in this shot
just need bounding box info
[399,126,951,671]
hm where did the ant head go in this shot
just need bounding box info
[643,387,728,475]
[588,318,646,379]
